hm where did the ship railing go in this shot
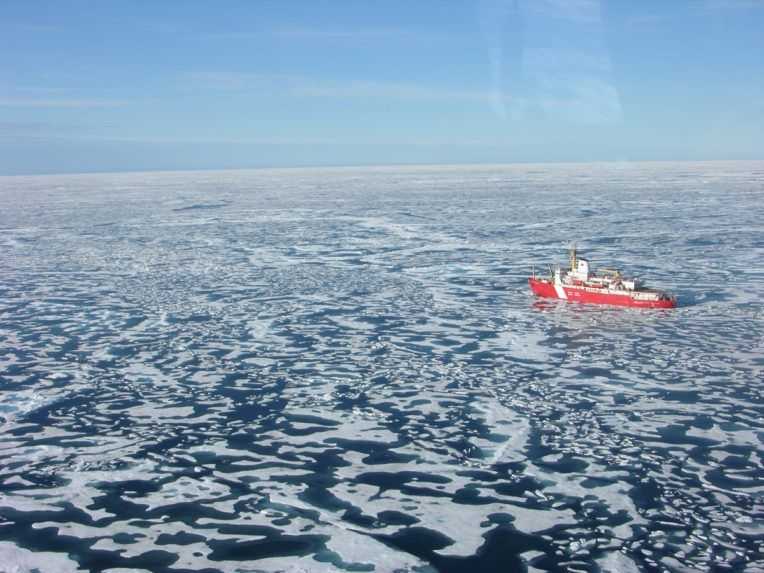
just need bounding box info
[631,290,665,300]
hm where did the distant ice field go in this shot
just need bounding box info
[0,161,762,572]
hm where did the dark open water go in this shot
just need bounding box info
[0,161,762,572]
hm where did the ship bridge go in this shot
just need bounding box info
[569,258,590,281]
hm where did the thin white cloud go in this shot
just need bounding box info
[624,13,668,27]
[205,25,427,42]
[13,23,64,33]
[0,99,129,108]
[527,0,602,23]
[185,72,495,102]
[183,71,286,90]
[539,79,622,124]
[0,122,57,138]
[518,0,621,124]
[478,0,518,120]
[518,52,622,124]
[186,69,624,120]
[0,132,496,147]
[523,48,612,74]
[704,0,764,9]
[293,80,494,102]
[271,25,416,40]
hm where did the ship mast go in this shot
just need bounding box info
[570,243,577,272]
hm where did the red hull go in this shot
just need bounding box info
[529,278,676,309]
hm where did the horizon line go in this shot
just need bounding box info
[1,157,762,179]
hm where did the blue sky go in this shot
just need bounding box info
[1,0,762,174]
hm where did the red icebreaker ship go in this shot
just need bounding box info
[529,246,677,309]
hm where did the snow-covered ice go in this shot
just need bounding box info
[0,161,762,572]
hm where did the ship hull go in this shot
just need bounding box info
[529,278,676,309]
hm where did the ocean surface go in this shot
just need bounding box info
[0,161,762,573]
